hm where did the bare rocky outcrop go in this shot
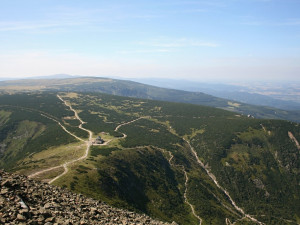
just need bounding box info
[0,170,173,225]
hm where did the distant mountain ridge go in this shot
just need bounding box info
[131,77,300,111]
[28,74,81,79]
[2,74,300,110]
[0,74,80,81]
[0,76,300,122]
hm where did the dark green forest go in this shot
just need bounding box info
[0,92,299,224]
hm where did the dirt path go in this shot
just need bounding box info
[91,117,147,146]
[183,170,203,225]
[115,117,146,131]
[114,117,146,139]
[260,124,266,132]
[29,100,147,182]
[48,95,93,184]
[167,151,202,225]
[288,131,300,150]
[28,164,63,179]
[42,114,85,142]
[28,95,93,183]
[184,139,264,225]
[28,112,86,179]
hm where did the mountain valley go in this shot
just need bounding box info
[0,91,299,224]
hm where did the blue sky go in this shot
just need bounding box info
[0,0,299,81]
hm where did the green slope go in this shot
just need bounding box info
[0,93,82,169]
[0,92,299,224]
[0,77,299,122]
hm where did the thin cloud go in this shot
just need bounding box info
[243,18,300,26]
[52,6,162,21]
[137,38,219,48]
[117,38,218,56]
[0,5,161,33]
[118,49,172,54]
[0,7,103,32]
[163,1,227,7]
[0,21,86,32]
[279,19,300,26]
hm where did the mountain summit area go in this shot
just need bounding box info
[0,170,173,224]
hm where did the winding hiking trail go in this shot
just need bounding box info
[167,151,203,225]
[29,95,93,184]
[288,131,300,150]
[184,139,264,225]
[114,117,146,138]
[29,97,147,183]
[183,170,203,225]
[48,95,93,184]
[27,113,86,180]
[260,124,266,132]
[26,95,264,224]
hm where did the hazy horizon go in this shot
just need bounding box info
[1,73,300,84]
[1,0,299,81]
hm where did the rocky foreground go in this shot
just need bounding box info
[0,170,174,225]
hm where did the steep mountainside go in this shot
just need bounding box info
[0,77,299,123]
[0,170,171,224]
[0,93,82,170]
[0,92,299,224]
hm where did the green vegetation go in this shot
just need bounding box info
[1,91,299,224]
[0,77,300,122]
[0,93,80,169]
[15,142,86,176]
[90,146,121,157]
[119,119,181,149]
[57,147,198,224]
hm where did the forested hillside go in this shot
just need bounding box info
[0,77,300,123]
[0,92,299,224]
